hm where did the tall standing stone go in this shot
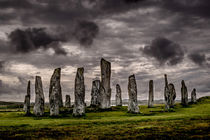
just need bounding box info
[148,80,154,108]
[65,95,71,108]
[191,88,196,103]
[49,68,62,116]
[23,81,31,115]
[90,80,100,107]
[99,58,111,109]
[115,84,122,106]
[181,80,188,106]
[33,76,45,116]
[73,68,85,116]
[128,74,140,113]
[164,74,176,110]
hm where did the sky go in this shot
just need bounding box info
[0,0,210,102]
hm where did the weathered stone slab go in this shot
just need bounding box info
[73,68,85,116]
[148,80,154,108]
[99,58,111,109]
[128,74,140,113]
[90,80,100,107]
[164,74,176,110]
[115,84,122,106]
[23,81,31,115]
[33,76,45,116]
[191,88,196,103]
[49,68,62,116]
[181,80,188,106]
[65,95,71,108]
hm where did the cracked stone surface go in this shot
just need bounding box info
[128,74,140,113]
[73,67,85,116]
[115,84,122,106]
[181,80,188,106]
[90,80,100,107]
[33,76,45,116]
[148,80,154,108]
[23,81,31,115]
[99,58,111,109]
[164,74,176,110]
[49,68,62,116]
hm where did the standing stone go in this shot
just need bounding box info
[65,95,71,108]
[164,74,176,110]
[33,76,45,116]
[49,68,62,116]
[128,74,140,113]
[23,81,31,115]
[115,84,122,106]
[90,80,100,107]
[191,88,196,103]
[148,80,154,108]
[73,68,85,116]
[181,80,188,106]
[99,58,111,109]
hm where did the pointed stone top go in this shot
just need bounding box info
[77,67,84,73]
[164,74,168,86]
[129,74,135,79]
[193,88,196,92]
[36,76,41,80]
[181,80,185,85]
[101,58,111,64]
[149,80,153,82]
[116,84,120,87]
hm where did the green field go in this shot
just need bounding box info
[0,97,210,140]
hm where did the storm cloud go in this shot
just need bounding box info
[73,20,99,47]
[141,37,184,65]
[188,53,209,67]
[8,28,67,55]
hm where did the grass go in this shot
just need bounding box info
[0,96,210,139]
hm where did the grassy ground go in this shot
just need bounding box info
[0,96,210,140]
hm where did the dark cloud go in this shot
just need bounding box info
[0,61,5,72]
[188,53,209,66]
[73,20,99,47]
[141,37,184,65]
[161,0,210,18]
[8,28,67,55]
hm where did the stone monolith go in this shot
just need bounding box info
[23,81,31,115]
[128,74,140,113]
[49,68,62,116]
[33,76,45,116]
[73,68,85,116]
[148,80,154,108]
[164,74,176,110]
[90,80,100,107]
[191,88,196,103]
[65,95,71,108]
[99,58,111,109]
[116,84,122,106]
[181,80,188,106]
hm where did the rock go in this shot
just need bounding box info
[33,76,45,116]
[191,88,196,103]
[128,74,140,113]
[65,95,71,108]
[73,68,85,116]
[49,68,62,116]
[99,58,111,109]
[115,84,122,106]
[90,80,100,107]
[181,80,188,106]
[148,80,154,108]
[164,74,176,110]
[23,81,31,115]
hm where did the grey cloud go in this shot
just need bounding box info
[141,37,184,65]
[73,20,99,47]
[188,53,209,67]
[8,28,67,55]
